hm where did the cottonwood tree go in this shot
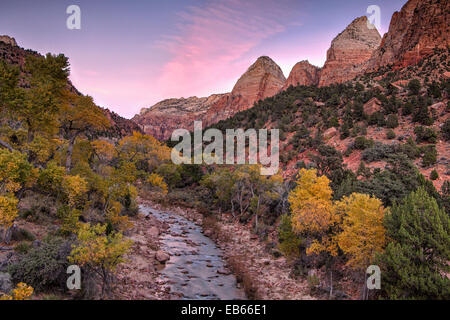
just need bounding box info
[69,223,132,297]
[60,93,110,172]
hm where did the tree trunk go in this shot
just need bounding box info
[329,270,333,299]
[0,139,13,152]
[65,136,76,173]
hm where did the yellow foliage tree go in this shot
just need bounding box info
[0,195,18,229]
[288,168,335,235]
[62,175,88,208]
[147,173,168,195]
[118,131,170,170]
[335,193,386,269]
[69,223,132,297]
[0,282,34,300]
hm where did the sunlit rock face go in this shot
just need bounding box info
[318,16,381,87]
[134,56,286,140]
[366,0,450,71]
[282,60,320,89]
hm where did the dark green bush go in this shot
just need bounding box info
[430,170,439,181]
[386,129,396,140]
[8,236,72,292]
[386,114,399,128]
[414,126,437,143]
[353,136,374,150]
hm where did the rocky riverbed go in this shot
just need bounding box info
[140,206,246,300]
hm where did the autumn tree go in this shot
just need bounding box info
[16,54,69,144]
[336,193,386,269]
[60,93,110,172]
[0,149,34,242]
[69,223,132,297]
[288,168,335,237]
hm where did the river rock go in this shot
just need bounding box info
[148,226,159,237]
[155,250,170,263]
[217,268,232,275]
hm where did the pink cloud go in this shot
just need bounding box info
[153,0,303,101]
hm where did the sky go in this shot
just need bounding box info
[0,0,407,118]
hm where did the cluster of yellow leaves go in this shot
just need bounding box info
[0,283,34,300]
[106,200,134,232]
[288,168,335,234]
[26,135,61,164]
[118,131,170,168]
[147,173,168,195]
[0,149,35,193]
[62,175,88,208]
[92,140,117,163]
[0,195,18,229]
[69,223,133,272]
[335,193,386,269]
[289,168,387,270]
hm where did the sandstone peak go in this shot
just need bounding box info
[0,35,17,47]
[366,0,449,70]
[282,60,320,90]
[318,16,381,86]
[232,56,285,106]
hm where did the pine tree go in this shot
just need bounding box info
[379,188,450,299]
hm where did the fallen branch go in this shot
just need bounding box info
[0,139,13,152]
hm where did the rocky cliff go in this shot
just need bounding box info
[319,16,381,86]
[282,60,320,89]
[134,56,286,140]
[0,35,17,47]
[231,56,286,106]
[367,0,449,70]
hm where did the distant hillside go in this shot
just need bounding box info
[205,48,449,197]
[0,37,141,138]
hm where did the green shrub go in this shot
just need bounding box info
[408,79,421,95]
[8,236,72,292]
[386,129,396,140]
[430,170,439,180]
[353,136,374,150]
[414,126,437,143]
[422,147,437,167]
[14,241,32,254]
[386,114,399,128]
[442,119,450,141]
[278,214,303,259]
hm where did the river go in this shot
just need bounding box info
[139,205,246,300]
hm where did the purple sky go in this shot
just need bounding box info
[0,0,406,118]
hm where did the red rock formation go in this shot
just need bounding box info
[363,97,382,115]
[367,0,449,70]
[282,60,320,90]
[0,35,17,47]
[132,94,230,140]
[231,56,286,106]
[134,56,286,140]
[319,16,381,87]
